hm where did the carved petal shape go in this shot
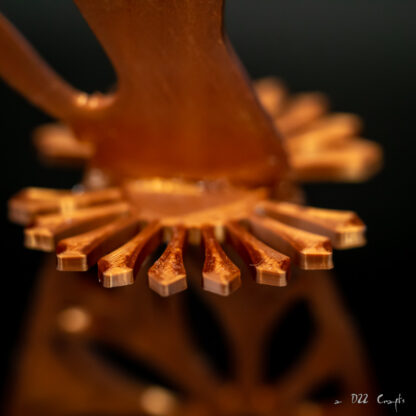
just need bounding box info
[201,226,241,296]
[257,201,366,249]
[226,221,290,286]
[248,215,333,270]
[98,221,162,288]
[148,226,188,297]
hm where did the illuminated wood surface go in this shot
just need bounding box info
[249,215,333,270]
[98,221,161,288]
[201,226,241,296]
[226,221,290,286]
[148,226,188,297]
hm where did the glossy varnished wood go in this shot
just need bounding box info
[148,226,188,297]
[56,216,141,271]
[226,221,290,286]
[98,221,162,288]
[9,187,122,225]
[249,215,333,270]
[25,203,129,252]
[201,225,241,296]
[258,201,366,249]
[0,1,288,187]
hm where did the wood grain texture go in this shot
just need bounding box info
[275,93,328,136]
[258,201,366,249]
[286,113,362,153]
[9,187,122,225]
[249,215,333,270]
[25,203,129,252]
[148,226,188,297]
[226,221,290,286]
[98,221,162,288]
[33,123,93,165]
[290,139,382,182]
[201,225,241,296]
[0,1,289,187]
[254,77,287,117]
[27,75,382,186]
[56,216,141,271]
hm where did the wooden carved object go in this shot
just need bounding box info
[32,78,382,184]
[6,257,380,416]
[1,1,383,415]
[0,1,288,187]
[8,182,370,295]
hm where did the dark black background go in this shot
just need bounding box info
[0,0,414,412]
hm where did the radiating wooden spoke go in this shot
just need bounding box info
[254,77,287,117]
[275,93,328,136]
[201,226,241,296]
[286,113,362,153]
[148,226,187,297]
[9,186,122,225]
[9,188,71,225]
[290,139,382,182]
[249,215,333,270]
[25,203,130,252]
[98,221,162,288]
[293,112,362,137]
[257,201,366,249]
[10,176,372,293]
[226,221,290,287]
[56,216,141,271]
[12,187,70,200]
[33,123,93,165]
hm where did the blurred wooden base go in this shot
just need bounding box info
[6,253,381,416]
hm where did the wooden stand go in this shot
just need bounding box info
[7,254,379,416]
[1,2,383,414]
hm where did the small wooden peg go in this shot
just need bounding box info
[286,113,362,153]
[201,226,241,296]
[9,188,71,225]
[257,201,366,249]
[275,93,328,136]
[33,123,93,165]
[148,226,188,297]
[248,215,333,270]
[226,221,290,287]
[25,203,129,252]
[56,216,141,271]
[254,77,287,116]
[98,221,162,288]
[290,139,382,182]
[9,186,122,225]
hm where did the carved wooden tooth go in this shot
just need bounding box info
[148,226,187,297]
[248,215,333,270]
[257,201,366,249]
[9,188,71,225]
[275,92,328,136]
[201,226,241,296]
[56,216,141,271]
[290,139,382,182]
[254,77,287,117]
[24,203,129,252]
[98,221,162,288]
[286,113,362,153]
[226,221,290,287]
[13,187,71,200]
[295,112,362,136]
[33,123,93,165]
[9,186,122,225]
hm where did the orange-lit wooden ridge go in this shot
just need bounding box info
[2,1,381,297]
[9,180,368,295]
[1,2,382,415]
[30,77,382,183]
